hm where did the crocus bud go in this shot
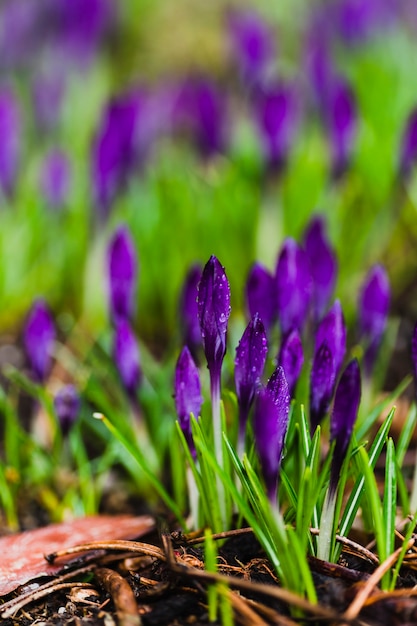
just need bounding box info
[107,225,138,324]
[315,300,346,376]
[399,108,417,179]
[275,238,312,336]
[228,9,276,88]
[253,82,298,172]
[0,87,21,198]
[174,346,203,459]
[234,314,268,443]
[325,78,357,179]
[197,255,231,384]
[179,264,203,362]
[310,342,336,432]
[329,358,361,496]
[254,366,290,503]
[40,149,71,209]
[303,215,338,321]
[245,262,276,335]
[54,384,81,436]
[113,319,141,398]
[23,299,56,383]
[358,264,390,376]
[277,328,304,398]
[32,72,65,133]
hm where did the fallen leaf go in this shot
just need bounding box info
[0,514,154,595]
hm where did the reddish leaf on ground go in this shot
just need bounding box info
[0,514,154,595]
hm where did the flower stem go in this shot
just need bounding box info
[317,488,337,562]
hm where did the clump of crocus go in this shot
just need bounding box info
[112,318,142,399]
[317,358,361,561]
[277,328,304,398]
[245,262,276,336]
[179,264,203,363]
[107,225,138,324]
[254,366,290,512]
[234,313,268,455]
[174,346,203,460]
[399,107,417,179]
[358,264,390,377]
[303,215,338,322]
[23,299,56,383]
[0,86,21,199]
[275,238,312,337]
[54,384,81,436]
[40,149,71,209]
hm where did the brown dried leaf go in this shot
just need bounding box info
[0,514,154,595]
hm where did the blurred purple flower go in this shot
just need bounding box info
[253,82,299,172]
[310,342,336,432]
[174,346,203,459]
[399,108,417,179]
[245,262,276,335]
[329,358,361,495]
[179,264,203,363]
[40,149,71,209]
[0,87,21,199]
[107,225,138,324]
[32,72,65,134]
[0,1,42,71]
[277,329,304,398]
[228,9,276,88]
[234,313,268,446]
[23,299,56,383]
[303,215,338,321]
[113,319,142,398]
[197,255,231,386]
[323,77,357,178]
[54,384,81,436]
[315,300,347,376]
[275,238,312,336]
[334,0,398,44]
[254,366,290,503]
[358,264,390,376]
[305,31,335,111]
[412,322,417,394]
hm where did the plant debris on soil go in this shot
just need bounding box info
[3,516,417,626]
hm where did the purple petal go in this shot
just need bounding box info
[254,367,290,502]
[113,319,142,397]
[245,263,276,335]
[275,238,313,336]
[197,256,231,381]
[315,300,346,376]
[358,264,390,375]
[412,322,417,386]
[174,346,203,458]
[40,149,71,209]
[329,358,361,495]
[0,87,21,199]
[179,264,203,362]
[399,108,417,179]
[107,225,138,324]
[54,384,81,436]
[325,77,357,178]
[23,299,56,383]
[234,313,268,432]
[277,329,304,397]
[303,215,338,321]
[32,72,65,133]
[310,342,336,432]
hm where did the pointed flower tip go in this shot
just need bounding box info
[197,255,231,379]
[276,238,312,336]
[23,299,56,383]
[174,346,203,457]
[113,319,142,398]
[108,224,138,324]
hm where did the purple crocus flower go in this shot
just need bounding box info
[310,342,336,432]
[179,264,203,363]
[234,314,268,451]
[0,0,41,71]
[107,225,138,324]
[277,329,304,398]
[329,358,361,496]
[254,366,290,504]
[334,0,397,44]
[32,72,65,134]
[228,9,276,88]
[0,87,21,199]
[245,262,276,336]
[315,300,347,376]
[23,299,56,383]
[411,323,417,389]
[358,264,390,376]
[40,149,71,209]
[174,346,203,459]
[275,238,312,337]
[112,318,142,398]
[54,384,81,436]
[399,108,417,179]
[253,82,299,172]
[303,215,338,322]
[325,77,357,179]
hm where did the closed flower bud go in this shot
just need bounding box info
[113,319,142,398]
[179,264,203,362]
[277,329,304,397]
[174,346,203,458]
[358,264,390,376]
[310,342,336,432]
[23,299,56,383]
[399,108,417,179]
[326,78,357,179]
[245,262,276,335]
[0,86,21,199]
[40,149,71,209]
[315,300,346,376]
[107,225,138,324]
[54,384,81,436]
